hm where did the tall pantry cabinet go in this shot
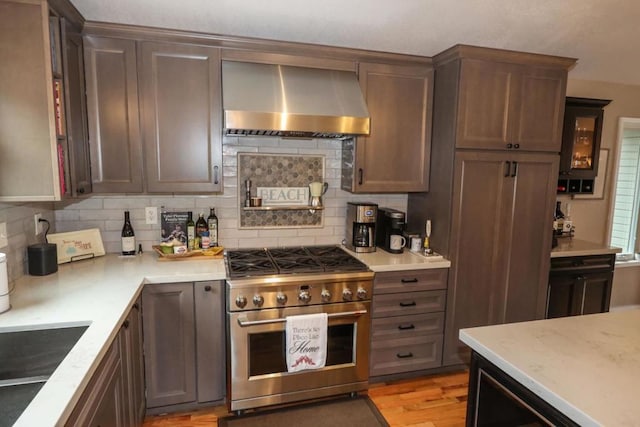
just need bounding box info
[407,45,576,366]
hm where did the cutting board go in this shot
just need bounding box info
[153,246,224,261]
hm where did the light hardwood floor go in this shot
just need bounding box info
[142,370,469,427]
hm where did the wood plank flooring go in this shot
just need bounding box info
[142,370,469,427]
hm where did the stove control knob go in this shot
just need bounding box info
[252,294,264,307]
[357,287,368,300]
[298,290,312,304]
[276,293,288,305]
[342,288,353,302]
[321,289,332,302]
[235,295,247,309]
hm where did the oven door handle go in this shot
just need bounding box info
[236,309,368,327]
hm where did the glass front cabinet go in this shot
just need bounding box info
[558,97,611,194]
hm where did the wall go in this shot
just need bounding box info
[566,78,640,308]
[55,136,408,253]
[0,202,55,283]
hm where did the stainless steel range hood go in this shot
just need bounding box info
[222,61,370,139]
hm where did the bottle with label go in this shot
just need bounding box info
[196,213,208,237]
[207,208,218,247]
[121,211,136,255]
[563,202,573,234]
[186,212,195,250]
[554,201,565,235]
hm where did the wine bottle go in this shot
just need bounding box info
[196,213,208,237]
[554,201,564,235]
[121,211,136,255]
[207,208,218,247]
[186,212,195,250]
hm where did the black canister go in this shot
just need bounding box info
[28,243,58,276]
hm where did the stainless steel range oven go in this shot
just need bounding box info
[225,246,374,413]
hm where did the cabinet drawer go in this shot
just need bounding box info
[370,334,443,377]
[371,312,444,340]
[550,254,615,273]
[373,269,448,294]
[372,290,446,318]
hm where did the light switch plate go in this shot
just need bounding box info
[0,222,7,248]
[145,207,158,225]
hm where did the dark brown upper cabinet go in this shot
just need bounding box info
[139,42,223,193]
[341,61,433,193]
[453,52,572,153]
[559,97,611,179]
[84,36,144,193]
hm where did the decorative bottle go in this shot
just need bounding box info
[207,208,218,247]
[121,211,136,255]
[554,201,565,235]
[187,212,195,250]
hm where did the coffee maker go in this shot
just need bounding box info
[345,202,377,253]
[376,207,407,254]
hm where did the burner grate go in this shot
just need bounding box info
[225,245,369,277]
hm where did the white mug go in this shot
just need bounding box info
[390,235,406,251]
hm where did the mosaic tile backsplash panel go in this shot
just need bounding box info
[238,153,324,228]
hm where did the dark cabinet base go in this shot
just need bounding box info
[466,352,578,427]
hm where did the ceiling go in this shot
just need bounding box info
[69,0,640,86]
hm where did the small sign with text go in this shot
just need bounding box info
[257,187,309,206]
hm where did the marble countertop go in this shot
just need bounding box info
[1,245,446,426]
[460,309,640,426]
[1,253,227,427]
[345,247,451,271]
[551,238,621,258]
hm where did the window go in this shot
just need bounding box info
[609,118,640,259]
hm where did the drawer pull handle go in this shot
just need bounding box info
[400,278,418,283]
[398,324,415,330]
[396,352,413,359]
[399,301,417,307]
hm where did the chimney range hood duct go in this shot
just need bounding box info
[222,61,370,139]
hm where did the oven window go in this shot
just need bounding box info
[248,324,355,376]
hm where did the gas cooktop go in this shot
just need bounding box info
[225,245,369,278]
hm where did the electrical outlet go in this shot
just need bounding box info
[34,213,43,235]
[0,222,7,248]
[145,207,158,225]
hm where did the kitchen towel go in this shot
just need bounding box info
[286,313,327,372]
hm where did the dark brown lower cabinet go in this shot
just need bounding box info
[370,269,447,377]
[142,281,225,412]
[466,352,579,426]
[66,299,144,426]
[546,254,615,318]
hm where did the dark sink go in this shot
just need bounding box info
[0,325,89,427]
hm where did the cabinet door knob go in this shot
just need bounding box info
[204,285,212,292]
[511,161,518,177]
[514,143,520,149]
[358,168,363,185]
[400,278,418,283]
[122,320,130,329]
[133,303,139,310]
[506,143,513,149]
[77,188,85,194]
[398,324,415,330]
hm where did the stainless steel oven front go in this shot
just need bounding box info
[227,301,370,412]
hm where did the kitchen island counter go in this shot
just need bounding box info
[460,309,640,426]
[345,247,451,271]
[0,253,226,427]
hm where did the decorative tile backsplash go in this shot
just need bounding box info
[1,139,407,284]
[238,153,324,228]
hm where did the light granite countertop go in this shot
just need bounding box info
[460,309,640,426]
[1,246,447,426]
[0,253,227,427]
[551,238,621,258]
[344,247,451,271]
